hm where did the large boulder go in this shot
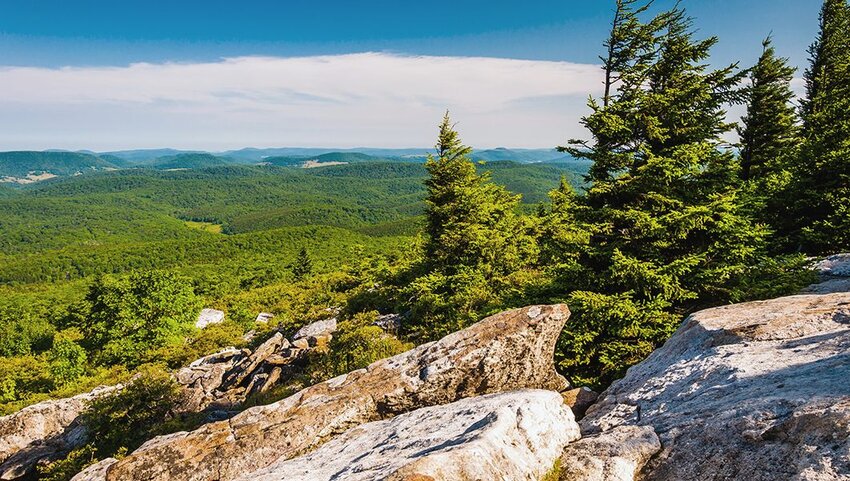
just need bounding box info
[0,386,119,480]
[98,304,569,481]
[235,390,578,481]
[581,291,850,481]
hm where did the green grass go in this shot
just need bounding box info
[184,221,223,234]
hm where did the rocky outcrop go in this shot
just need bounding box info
[558,426,660,481]
[0,386,119,480]
[236,390,578,481]
[581,290,850,480]
[0,318,337,479]
[97,304,569,481]
[176,318,338,412]
[291,316,337,341]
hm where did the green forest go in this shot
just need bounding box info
[3,0,850,479]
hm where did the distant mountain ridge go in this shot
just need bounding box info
[0,151,119,181]
[0,147,580,184]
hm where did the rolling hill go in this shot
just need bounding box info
[146,153,239,170]
[0,151,119,180]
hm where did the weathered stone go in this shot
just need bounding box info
[220,333,284,389]
[244,373,268,397]
[100,304,569,481]
[561,386,598,420]
[558,426,660,481]
[236,390,578,481]
[374,313,402,333]
[813,253,850,277]
[187,347,243,368]
[0,386,119,480]
[291,338,310,350]
[582,291,850,481]
[804,253,850,294]
[70,458,117,481]
[260,368,283,393]
[255,312,274,324]
[195,309,225,329]
[291,317,338,341]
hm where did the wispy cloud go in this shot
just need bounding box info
[0,53,603,150]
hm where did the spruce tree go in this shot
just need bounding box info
[558,6,769,386]
[790,0,850,252]
[738,37,799,182]
[292,246,313,281]
[423,112,528,277]
[401,113,535,338]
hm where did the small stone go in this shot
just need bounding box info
[561,386,599,420]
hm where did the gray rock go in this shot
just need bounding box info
[558,426,660,481]
[0,386,120,480]
[236,390,578,481]
[255,312,274,324]
[582,291,850,481]
[291,317,337,341]
[70,458,117,481]
[373,313,402,333]
[813,253,850,277]
[195,309,225,329]
[99,304,570,481]
[804,253,850,294]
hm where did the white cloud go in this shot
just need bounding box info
[0,53,603,151]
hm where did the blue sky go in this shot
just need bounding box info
[0,0,825,150]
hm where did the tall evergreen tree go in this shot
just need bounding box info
[397,113,535,338]
[292,246,313,281]
[423,112,528,277]
[790,0,850,252]
[738,37,799,182]
[557,6,770,386]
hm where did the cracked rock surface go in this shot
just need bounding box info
[582,290,850,481]
[99,304,569,481]
[234,390,578,481]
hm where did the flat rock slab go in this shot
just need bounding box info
[99,304,569,481]
[582,292,850,481]
[235,389,578,481]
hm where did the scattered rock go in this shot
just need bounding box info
[220,333,286,390]
[242,330,257,342]
[0,386,120,480]
[582,291,850,481]
[561,386,598,420]
[373,313,402,333]
[195,309,225,329]
[558,425,660,481]
[255,312,274,324]
[99,304,569,481]
[291,317,338,341]
[236,390,578,481]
